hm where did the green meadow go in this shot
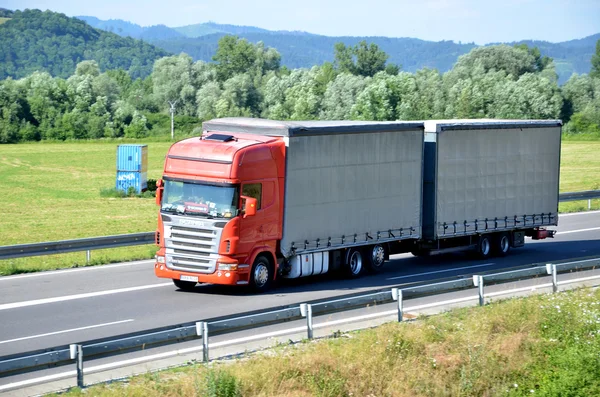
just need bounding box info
[0,140,599,275]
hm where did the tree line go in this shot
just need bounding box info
[1,36,600,143]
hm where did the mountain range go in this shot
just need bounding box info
[77,16,599,84]
[0,8,596,84]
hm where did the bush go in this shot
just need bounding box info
[146,178,157,192]
[204,369,242,397]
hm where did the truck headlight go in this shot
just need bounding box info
[217,263,237,271]
[156,255,166,264]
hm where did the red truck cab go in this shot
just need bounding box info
[154,131,286,291]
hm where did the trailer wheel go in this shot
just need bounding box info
[345,248,364,278]
[366,244,386,273]
[250,255,273,292]
[477,235,492,259]
[172,279,197,291]
[494,233,511,256]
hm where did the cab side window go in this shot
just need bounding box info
[242,183,262,210]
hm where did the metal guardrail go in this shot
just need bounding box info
[559,190,600,202]
[0,190,599,262]
[0,233,155,261]
[559,190,600,210]
[1,257,599,390]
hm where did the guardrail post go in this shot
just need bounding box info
[546,264,558,293]
[201,322,209,362]
[473,275,485,306]
[589,199,592,211]
[300,303,313,339]
[70,344,84,388]
[391,288,404,322]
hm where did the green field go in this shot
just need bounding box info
[0,141,172,274]
[0,17,10,25]
[0,140,599,275]
[54,288,600,396]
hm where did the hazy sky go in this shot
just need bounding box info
[3,0,599,44]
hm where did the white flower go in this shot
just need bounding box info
[514,383,518,388]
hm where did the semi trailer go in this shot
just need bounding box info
[154,118,562,291]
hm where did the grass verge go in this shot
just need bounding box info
[53,288,600,397]
[0,140,599,275]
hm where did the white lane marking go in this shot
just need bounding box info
[0,370,77,392]
[0,319,134,345]
[556,226,600,235]
[386,262,496,281]
[559,210,600,217]
[0,283,172,311]
[0,260,154,282]
[485,284,554,298]
[557,274,600,285]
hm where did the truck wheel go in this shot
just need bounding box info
[172,279,197,291]
[494,233,511,256]
[250,255,273,292]
[345,248,364,278]
[477,235,492,259]
[366,244,386,273]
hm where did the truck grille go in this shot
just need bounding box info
[162,217,224,274]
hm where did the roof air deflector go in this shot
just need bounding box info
[204,133,236,142]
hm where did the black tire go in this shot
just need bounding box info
[344,248,364,278]
[366,244,386,273]
[250,255,274,292]
[173,278,197,291]
[494,233,511,256]
[477,235,492,259]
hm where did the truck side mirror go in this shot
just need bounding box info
[155,179,163,206]
[241,196,257,218]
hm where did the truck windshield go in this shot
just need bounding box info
[161,179,239,219]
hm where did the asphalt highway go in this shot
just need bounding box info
[1,211,599,359]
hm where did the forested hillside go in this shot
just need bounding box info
[0,10,169,79]
[2,34,599,144]
[149,34,477,75]
[80,16,598,85]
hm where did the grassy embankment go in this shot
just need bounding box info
[52,287,600,397]
[0,140,599,276]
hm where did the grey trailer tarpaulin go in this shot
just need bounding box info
[423,120,562,239]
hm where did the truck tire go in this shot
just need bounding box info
[494,233,511,256]
[366,244,386,273]
[173,279,197,291]
[477,235,492,259]
[250,255,273,292]
[345,248,364,278]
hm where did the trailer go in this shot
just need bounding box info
[415,119,561,257]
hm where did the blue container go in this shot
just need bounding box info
[116,145,148,194]
[116,171,148,194]
[116,144,148,172]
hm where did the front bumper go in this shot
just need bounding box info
[154,262,250,286]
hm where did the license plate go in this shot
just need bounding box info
[180,275,198,282]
